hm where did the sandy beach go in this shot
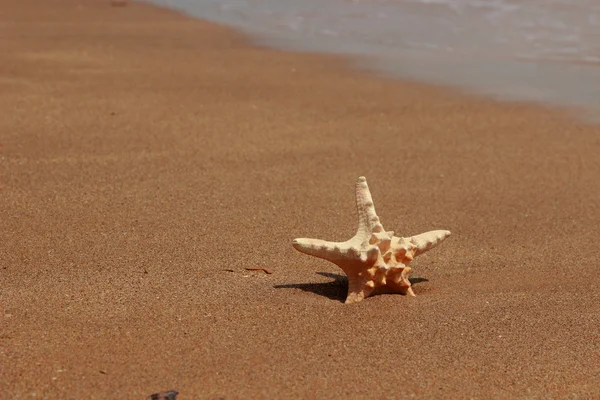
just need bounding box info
[1,0,600,398]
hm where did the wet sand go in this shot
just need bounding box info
[1,0,599,398]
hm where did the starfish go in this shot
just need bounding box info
[292,176,451,304]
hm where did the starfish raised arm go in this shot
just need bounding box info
[292,176,451,304]
[354,176,384,240]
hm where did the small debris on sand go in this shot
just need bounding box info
[149,390,178,400]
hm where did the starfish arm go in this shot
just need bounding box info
[410,230,451,257]
[354,176,385,240]
[345,274,375,304]
[292,238,358,264]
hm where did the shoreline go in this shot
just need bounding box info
[2,0,600,398]
[143,0,600,123]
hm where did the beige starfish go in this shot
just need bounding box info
[292,176,451,304]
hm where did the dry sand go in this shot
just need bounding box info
[1,0,599,398]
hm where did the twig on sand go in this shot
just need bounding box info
[245,267,273,275]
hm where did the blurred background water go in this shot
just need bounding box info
[146,0,600,119]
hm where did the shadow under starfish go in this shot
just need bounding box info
[274,272,431,303]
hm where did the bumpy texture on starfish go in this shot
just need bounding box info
[292,176,451,304]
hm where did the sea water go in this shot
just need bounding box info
[146,0,600,119]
